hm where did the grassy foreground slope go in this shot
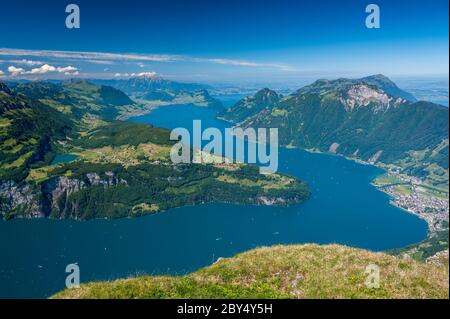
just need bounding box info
[53,244,449,299]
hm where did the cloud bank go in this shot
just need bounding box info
[0,48,294,71]
[7,63,78,76]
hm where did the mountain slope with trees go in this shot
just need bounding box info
[0,81,309,220]
[225,75,449,186]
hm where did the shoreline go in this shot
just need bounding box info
[117,103,448,255]
[123,102,449,225]
[307,148,449,235]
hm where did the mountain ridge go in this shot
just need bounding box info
[91,75,209,96]
[296,74,417,102]
[224,75,448,186]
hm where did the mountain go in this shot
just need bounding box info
[53,244,449,299]
[190,89,223,109]
[92,75,223,111]
[360,74,417,102]
[0,81,309,220]
[93,74,209,96]
[143,90,174,102]
[12,80,136,120]
[139,88,222,108]
[0,83,73,182]
[226,75,448,185]
[296,74,417,102]
[218,88,282,123]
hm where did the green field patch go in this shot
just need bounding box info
[26,137,39,145]
[26,165,56,183]
[393,184,413,195]
[73,142,171,167]
[373,174,403,186]
[271,108,288,117]
[2,151,33,169]
[4,143,24,154]
[0,117,11,131]
[132,203,160,214]
[1,138,17,148]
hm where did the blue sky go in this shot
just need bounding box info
[0,0,448,84]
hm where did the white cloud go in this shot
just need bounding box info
[64,71,79,76]
[195,58,300,71]
[0,70,4,75]
[86,60,115,65]
[8,66,25,75]
[0,48,178,63]
[0,59,44,66]
[6,64,78,76]
[137,71,157,77]
[56,66,77,73]
[114,73,133,77]
[0,48,296,72]
[16,59,44,66]
[29,64,56,74]
[114,71,157,78]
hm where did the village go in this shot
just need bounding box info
[374,170,449,234]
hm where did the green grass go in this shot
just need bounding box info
[373,174,403,186]
[417,184,449,199]
[217,174,296,190]
[1,138,17,148]
[75,121,174,148]
[0,117,11,129]
[271,108,288,117]
[393,184,413,195]
[1,151,33,169]
[389,230,449,262]
[53,244,449,299]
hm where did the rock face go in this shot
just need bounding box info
[0,181,42,218]
[296,74,416,103]
[43,176,87,219]
[0,172,127,219]
[341,84,404,112]
[359,74,417,102]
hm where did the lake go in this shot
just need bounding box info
[51,154,79,165]
[0,104,428,298]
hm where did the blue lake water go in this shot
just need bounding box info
[0,104,427,298]
[51,154,79,165]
